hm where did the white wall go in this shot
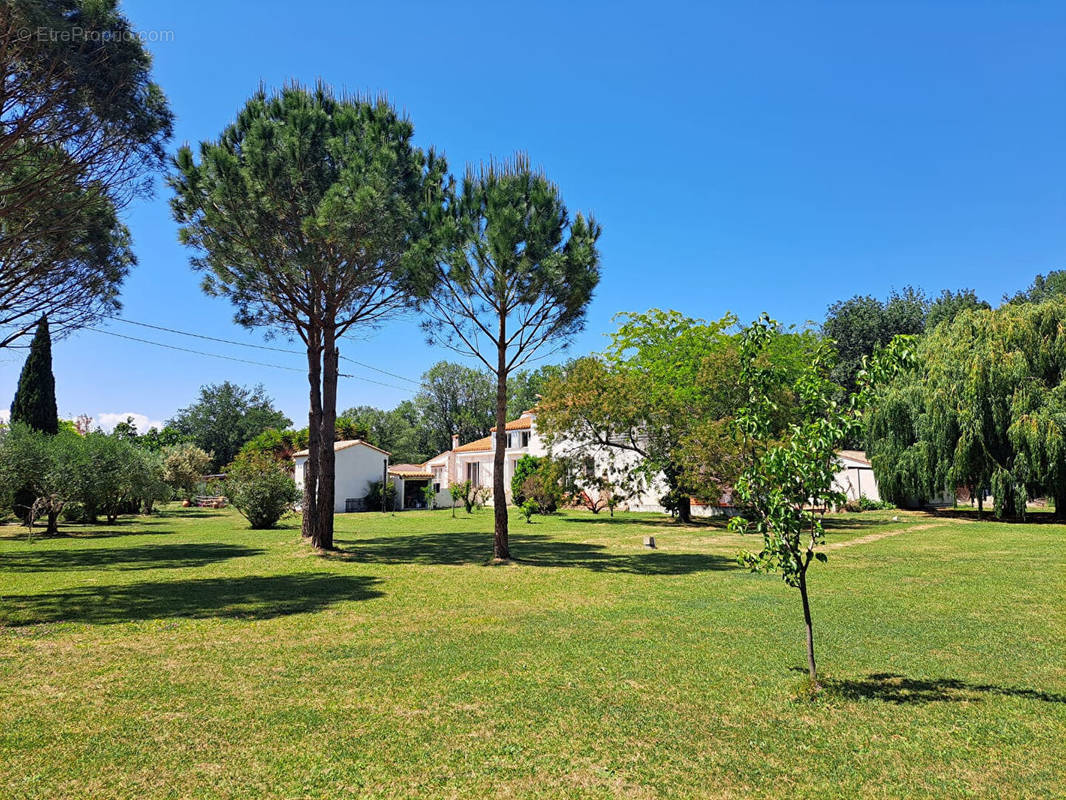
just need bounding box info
[293,444,389,513]
[833,460,880,502]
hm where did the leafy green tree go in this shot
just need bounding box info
[340,401,431,463]
[867,298,1066,519]
[171,83,447,549]
[138,426,190,453]
[507,364,564,418]
[1006,270,1066,305]
[414,361,497,455]
[926,288,990,330]
[730,314,911,685]
[822,287,927,394]
[74,432,142,524]
[417,155,600,560]
[0,423,81,533]
[539,310,752,522]
[0,0,171,347]
[167,382,290,471]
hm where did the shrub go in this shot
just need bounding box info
[451,479,488,514]
[520,499,539,523]
[223,455,300,528]
[844,496,896,513]
[162,443,213,501]
[511,455,543,505]
[421,483,437,510]
[364,479,397,512]
[516,458,565,513]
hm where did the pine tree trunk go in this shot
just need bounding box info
[314,321,339,550]
[302,322,322,541]
[492,336,510,561]
[798,566,818,684]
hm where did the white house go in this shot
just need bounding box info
[416,408,701,515]
[293,440,390,513]
[416,410,883,515]
[297,415,883,516]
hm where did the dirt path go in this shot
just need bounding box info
[826,521,950,550]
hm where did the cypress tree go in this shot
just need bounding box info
[10,317,59,434]
[10,317,58,522]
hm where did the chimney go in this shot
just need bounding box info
[451,433,459,450]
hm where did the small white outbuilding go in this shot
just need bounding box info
[292,440,390,513]
[833,449,880,502]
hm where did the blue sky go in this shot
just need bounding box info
[2,0,1063,431]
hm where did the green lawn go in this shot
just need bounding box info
[0,506,1063,799]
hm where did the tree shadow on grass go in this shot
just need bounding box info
[0,543,265,572]
[824,672,1066,705]
[333,531,738,574]
[0,573,383,626]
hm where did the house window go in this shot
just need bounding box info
[583,456,596,480]
[521,431,530,448]
[466,462,480,486]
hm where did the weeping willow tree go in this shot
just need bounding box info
[866,299,1066,518]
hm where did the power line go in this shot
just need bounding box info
[88,326,416,392]
[86,328,309,373]
[110,316,424,387]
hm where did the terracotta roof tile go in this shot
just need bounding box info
[454,435,493,453]
[490,416,533,432]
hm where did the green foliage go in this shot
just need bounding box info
[138,426,190,453]
[168,382,290,471]
[0,0,171,347]
[364,480,398,513]
[236,428,308,466]
[539,309,816,520]
[416,154,601,559]
[926,289,990,330]
[223,455,300,529]
[844,496,896,512]
[449,480,488,514]
[421,483,437,510]
[520,499,539,523]
[507,365,565,419]
[415,361,497,456]
[10,317,59,435]
[729,313,911,681]
[822,287,927,394]
[1006,269,1066,305]
[161,443,214,501]
[518,459,565,513]
[510,455,544,505]
[340,402,429,464]
[866,298,1066,518]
